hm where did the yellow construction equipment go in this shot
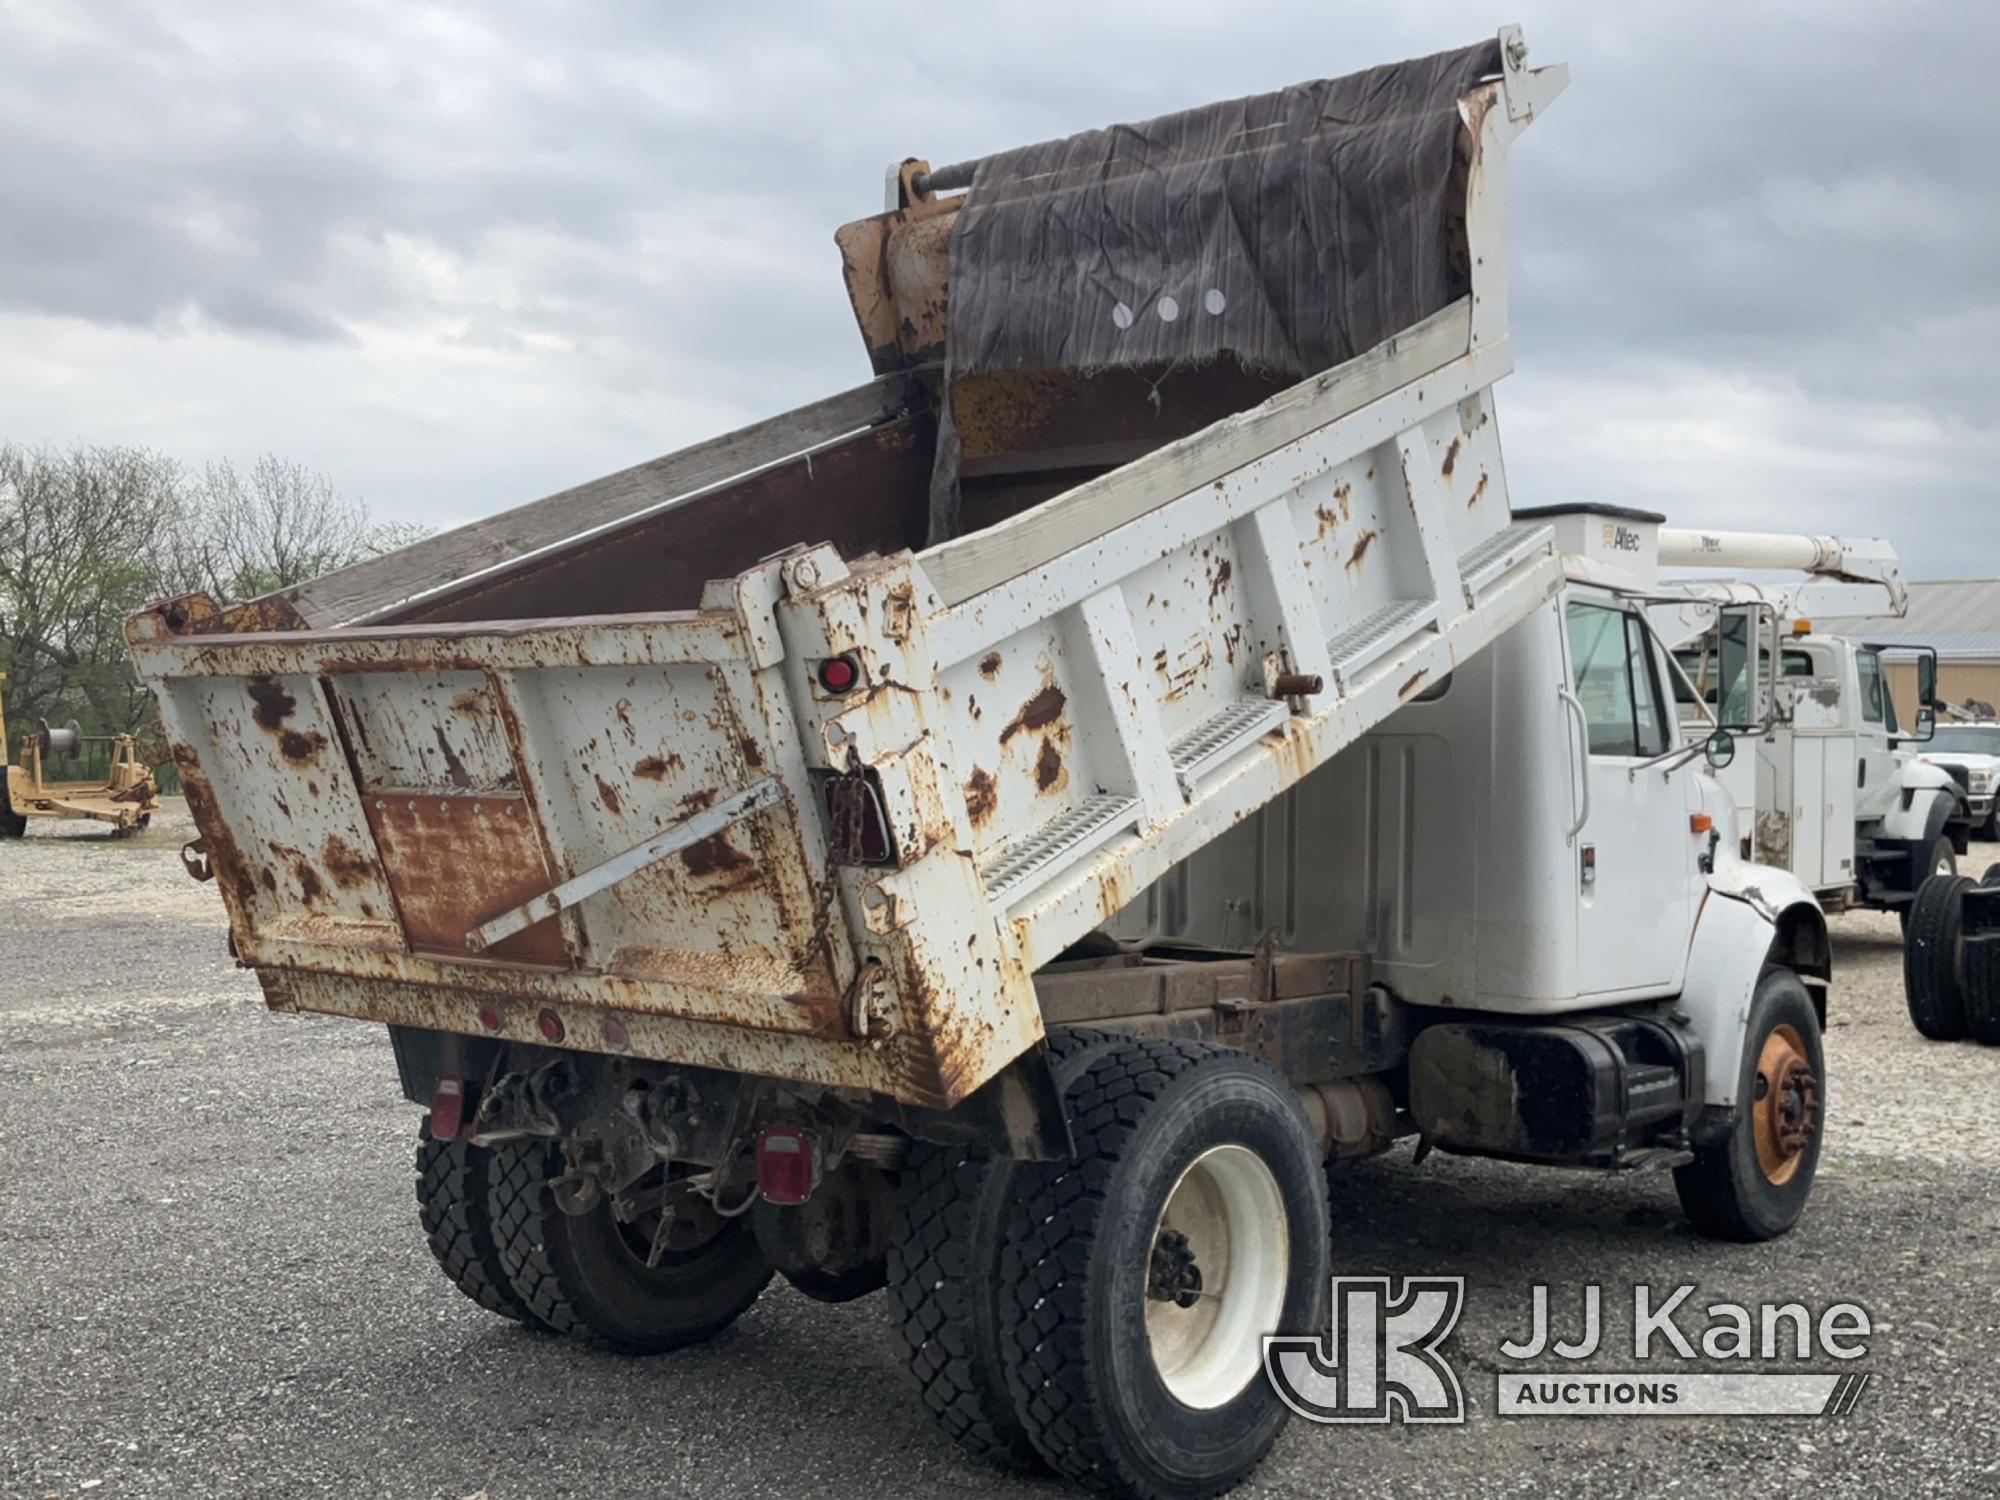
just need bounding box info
[0,674,161,838]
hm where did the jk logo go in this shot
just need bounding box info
[1263,1276,1467,1424]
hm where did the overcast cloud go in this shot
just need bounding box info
[1,0,1994,577]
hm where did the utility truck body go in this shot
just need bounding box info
[127,32,1833,1500]
[1651,531,1961,915]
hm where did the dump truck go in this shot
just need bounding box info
[1649,533,1963,919]
[0,674,161,838]
[126,31,1833,1499]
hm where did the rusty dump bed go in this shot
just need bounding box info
[127,36,1568,1110]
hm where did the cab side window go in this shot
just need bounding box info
[1856,650,1886,726]
[1567,602,1670,758]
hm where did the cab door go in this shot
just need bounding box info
[1561,596,1695,998]
[1852,648,1898,822]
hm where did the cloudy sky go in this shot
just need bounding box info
[2,1,1994,578]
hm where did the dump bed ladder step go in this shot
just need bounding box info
[1328,598,1438,688]
[1459,521,1554,597]
[982,794,1142,907]
[1170,699,1290,793]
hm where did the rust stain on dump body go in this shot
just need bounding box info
[1345,530,1378,573]
[964,766,998,825]
[322,836,373,888]
[999,684,1066,745]
[1035,739,1068,793]
[979,652,1003,679]
[1442,438,1461,477]
[634,753,681,781]
[594,775,624,815]
[681,833,761,894]
[433,727,474,788]
[246,676,296,732]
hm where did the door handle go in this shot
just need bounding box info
[1559,687,1591,840]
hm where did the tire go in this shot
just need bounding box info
[415,1118,534,1323]
[1904,874,1973,1041]
[887,1027,1117,1469]
[1675,969,1825,1242]
[1983,862,2000,887]
[997,1040,1330,1500]
[487,1141,773,1354]
[1962,936,2000,1046]
[1914,833,1958,891]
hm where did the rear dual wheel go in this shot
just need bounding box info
[891,1037,1329,1499]
[413,1116,773,1352]
[1000,1040,1328,1500]
[486,1139,773,1354]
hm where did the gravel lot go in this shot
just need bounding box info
[4,803,1998,1499]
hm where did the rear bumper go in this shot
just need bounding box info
[263,967,974,1108]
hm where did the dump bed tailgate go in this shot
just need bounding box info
[130,611,945,1089]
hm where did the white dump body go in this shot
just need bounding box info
[127,47,1570,1109]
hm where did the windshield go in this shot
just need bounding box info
[1929,726,2000,756]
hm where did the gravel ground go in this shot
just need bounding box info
[3,802,1998,1499]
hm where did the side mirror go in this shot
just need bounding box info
[1915,705,1936,742]
[1704,730,1737,770]
[1917,651,1939,710]
[1714,603,1769,732]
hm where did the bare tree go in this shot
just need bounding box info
[155,454,423,603]
[3,444,422,740]
[0,444,182,735]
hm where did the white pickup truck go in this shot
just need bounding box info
[127,31,1831,1500]
[1919,722,2000,841]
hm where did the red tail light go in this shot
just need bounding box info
[817,654,862,694]
[755,1125,819,1206]
[429,1075,465,1142]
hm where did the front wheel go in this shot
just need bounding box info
[997,1040,1329,1500]
[1917,833,1958,890]
[1675,969,1824,1242]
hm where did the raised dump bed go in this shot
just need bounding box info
[128,33,1566,1112]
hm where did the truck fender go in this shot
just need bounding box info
[1678,883,1830,1109]
[1877,768,1959,842]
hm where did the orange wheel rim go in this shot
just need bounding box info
[1751,1024,1817,1186]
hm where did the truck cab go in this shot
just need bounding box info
[1916,721,2000,841]
[1657,552,1961,916]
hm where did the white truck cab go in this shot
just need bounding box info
[1917,722,2000,841]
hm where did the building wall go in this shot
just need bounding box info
[1886,660,2000,723]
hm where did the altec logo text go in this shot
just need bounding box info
[1263,1279,1874,1424]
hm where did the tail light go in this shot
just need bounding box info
[816,654,863,695]
[756,1125,819,1206]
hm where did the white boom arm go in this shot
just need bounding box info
[1655,527,1907,625]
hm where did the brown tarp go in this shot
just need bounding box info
[928,38,1501,542]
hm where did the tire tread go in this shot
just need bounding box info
[1905,874,1973,1041]
[414,1120,533,1324]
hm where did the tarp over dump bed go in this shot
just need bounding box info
[928,37,1502,540]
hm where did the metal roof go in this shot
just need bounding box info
[1840,580,2000,660]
